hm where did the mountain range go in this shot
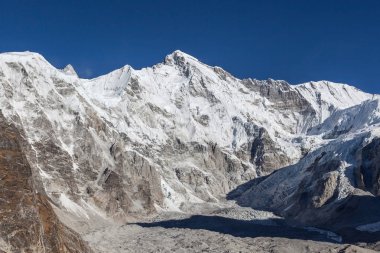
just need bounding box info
[0,50,379,252]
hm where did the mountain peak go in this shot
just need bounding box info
[164,50,199,66]
[170,49,194,58]
[63,64,78,77]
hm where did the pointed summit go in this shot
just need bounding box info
[63,64,78,77]
[170,50,195,58]
[164,50,199,66]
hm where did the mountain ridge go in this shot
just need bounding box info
[2,49,378,93]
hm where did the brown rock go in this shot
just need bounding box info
[0,113,92,252]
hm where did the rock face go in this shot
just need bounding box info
[0,113,91,252]
[235,118,380,238]
[0,50,379,250]
[356,138,380,196]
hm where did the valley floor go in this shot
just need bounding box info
[81,201,377,253]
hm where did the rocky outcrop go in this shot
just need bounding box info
[247,126,291,175]
[0,113,92,252]
[242,79,311,111]
[159,140,256,203]
[233,131,380,244]
[277,158,343,224]
[356,138,380,196]
[235,150,348,226]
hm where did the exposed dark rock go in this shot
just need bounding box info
[0,113,92,252]
[356,138,380,195]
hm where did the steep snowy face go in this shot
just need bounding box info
[80,50,310,147]
[308,98,380,139]
[295,81,373,123]
[0,50,378,234]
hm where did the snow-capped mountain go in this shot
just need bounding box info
[0,50,379,252]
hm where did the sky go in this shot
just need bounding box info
[0,0,379,94]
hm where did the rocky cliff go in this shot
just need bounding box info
[0,112,92,252]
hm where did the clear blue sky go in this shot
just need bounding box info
[0,0,379,94]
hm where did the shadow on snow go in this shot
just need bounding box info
[134,215,339,244]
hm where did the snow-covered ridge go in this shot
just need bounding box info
[295,81,374,122]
